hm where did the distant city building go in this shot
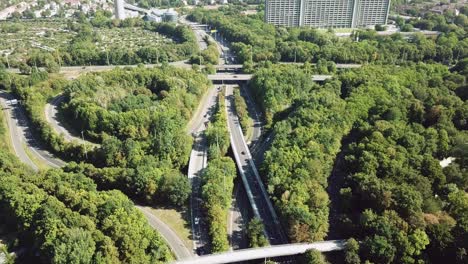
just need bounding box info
[114,0,126,20]
[265,0,391,28]
[145,14,162,22]
[147,8,178,22]
[163,9,178,22]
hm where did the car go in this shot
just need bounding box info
[241,151,245,155]
[194,217,200,225]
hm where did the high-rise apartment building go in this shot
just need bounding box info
[115,0,126,20]
[265,0,391,28]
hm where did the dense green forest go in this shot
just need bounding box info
[0,2,467,263]
[337,65,467,263]
[0,119,172,263]
[0,65,211,208]
[188,6,467,66]
[202,156,236,252]
[250,62,467,263]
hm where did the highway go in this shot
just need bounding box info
[225,85,286,245]
[227,85,262,251]
[180,16,209,51]
[173,240,346,264]
[186,86,219,255]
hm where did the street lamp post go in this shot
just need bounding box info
[294,47,297,63]
[6,53,10,69]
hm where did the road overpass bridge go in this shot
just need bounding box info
[173,240,347,264]
[208,74,333,82]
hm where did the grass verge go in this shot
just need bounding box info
[22,143,50,171]
[0,110,13,153]
[149,208,193,251]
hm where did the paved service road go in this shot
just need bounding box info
[136,206,193,260]
[0,91,37,170]
[45,95,88,144]
[1,91,191,260]
[225,85,286,245]
[0,91,65,169]
[173,240,347,264]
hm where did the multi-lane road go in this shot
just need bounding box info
[225,85,287,245]
[186,85,219,255]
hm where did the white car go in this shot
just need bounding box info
[194,217,200,225]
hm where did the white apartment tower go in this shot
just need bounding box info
[115,0,126,20]
[265,0,391,28]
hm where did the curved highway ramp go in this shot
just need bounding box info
[173,240,346,264]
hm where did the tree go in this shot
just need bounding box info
[52,228,96,264]
[160,172,191,207]
[18,62,31,75]
[301,249,327,264]
[247,218,268,248]
[375,25,387,31]
[401,24,414,32]
[363,235,396,264]
[345,238,361,264]
[9,11,21,20]
[41,9,51,18]
[22,9,35,19]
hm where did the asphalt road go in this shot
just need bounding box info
[136,206,193,260]
[239,84,262,146]
[1,90,193,260]
[224,85,286,245]
[187,133,209,255]
[0,91,37,170]
[45,95,88,144]
[186,85,219,255]
[226,85,262,251]
[0,91,65,169]
[179,16,208,51]
[6,60,192,80]
[228,180,249,251]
